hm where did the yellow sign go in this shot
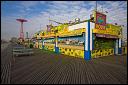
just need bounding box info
[93,29,117,36]
[57,28,85,37]
[95,24,106,30]
[93,11,122,37]
[93,24,122,37]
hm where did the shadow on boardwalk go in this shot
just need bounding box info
[1,43,127,84]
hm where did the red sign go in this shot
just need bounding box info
[47,25,52,32]
[95,11,106,30]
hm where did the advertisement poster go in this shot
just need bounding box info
[58,36,84,46]
[95,12,106,30]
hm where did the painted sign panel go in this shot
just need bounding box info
[58,36,84,46]
[93,11,122,37]
[68,22,87,31]
[95,34,118,38]
[95,11,106,30]
[93,25,122,37]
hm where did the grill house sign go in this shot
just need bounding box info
[95,11,106,30]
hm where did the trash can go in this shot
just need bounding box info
[30,44,33,48]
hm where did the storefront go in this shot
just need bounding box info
[32,10,124,60]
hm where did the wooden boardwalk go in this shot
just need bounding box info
[1,43,12,84]
[1,43,127,84]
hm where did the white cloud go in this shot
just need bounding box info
[1,1,127,41]
[20,1,39,8]
[39,1,46,4]
[104,1,127,40]
[49,1,84,6]
[1,16,19,41]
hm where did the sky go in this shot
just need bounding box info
[1,1,127,41]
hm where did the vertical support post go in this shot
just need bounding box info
[37,39,39,48]
[118,38,122,54]
[42,38,44,49]
[55,35,59,53]
[84,20,91,60]
[20,22,22,38]
[21,22,23,33]
[115,39,118,55]
[115,38,122,55]
[92,33,95,50]
[21,22,24,39]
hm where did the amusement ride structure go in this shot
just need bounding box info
[16,19,27,43]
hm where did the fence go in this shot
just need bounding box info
[122,46,127,55]
[33,42,127,59]
[91,49,114,58]
[58,45,84,58]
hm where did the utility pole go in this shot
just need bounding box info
[102,3,103,13]
[96,1,97,11]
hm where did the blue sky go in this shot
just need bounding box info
[1,1,127,41]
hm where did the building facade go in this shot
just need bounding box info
[32,11,127,60]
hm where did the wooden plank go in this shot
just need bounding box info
[1,43,127,84]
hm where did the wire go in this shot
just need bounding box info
[96,1,126,14]
[107,5,126,12]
